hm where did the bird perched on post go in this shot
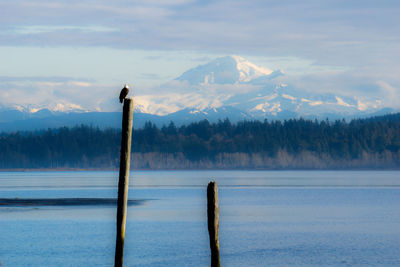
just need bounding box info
[119,84,130,103]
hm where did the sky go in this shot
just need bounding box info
[0,0,399,112]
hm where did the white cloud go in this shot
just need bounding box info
[0,78,119,112]
[377,81,400,109]
[68,81,92,87]
[13,25,118,34]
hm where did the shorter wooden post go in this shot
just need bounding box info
[207,181,221,267]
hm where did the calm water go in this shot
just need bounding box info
[1,170,400,266]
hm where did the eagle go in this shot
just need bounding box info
[119,84,130,103]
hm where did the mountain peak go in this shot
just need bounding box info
[176,55,276,85]
[229,55,273,82]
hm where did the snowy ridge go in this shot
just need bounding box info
[12,102,87,114]
[176,55,280,85]
[231,55,273,82]
[136,55,385,119]
[2,55,391,126]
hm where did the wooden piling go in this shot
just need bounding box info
[207,181,221,267]
[115,98,134,267]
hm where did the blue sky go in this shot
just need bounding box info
[0,0,399,111]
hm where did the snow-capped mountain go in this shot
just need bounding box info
[176,55,281,85]
[135,55,384,119]
[0,55,394,131]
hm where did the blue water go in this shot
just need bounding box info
[1,171,400,266]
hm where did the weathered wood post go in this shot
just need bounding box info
[115,98,134,267]
[207,181,221,267]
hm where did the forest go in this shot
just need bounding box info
[0,113,399,169]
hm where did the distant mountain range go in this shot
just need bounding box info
[0,55,396,132]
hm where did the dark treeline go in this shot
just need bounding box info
[1,113,399,169]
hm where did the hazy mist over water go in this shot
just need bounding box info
[1,171,400,266]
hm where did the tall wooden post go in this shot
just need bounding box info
[115,98,134,267]
[207,181,221,267]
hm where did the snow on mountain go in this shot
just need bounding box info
[138,55,385,120]
[11,102,87,114]
[5,55,383,120]
[133,55,285,116]
[0,55,392,132]
[176,55,279,85]
[135,92,229,116]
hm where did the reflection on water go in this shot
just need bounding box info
[0,197,144,206]
[1,170,400,266]
[1,170,400,189]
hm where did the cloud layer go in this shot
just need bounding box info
[0,0,399,110]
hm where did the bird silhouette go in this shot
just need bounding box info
[119,84,130,103]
